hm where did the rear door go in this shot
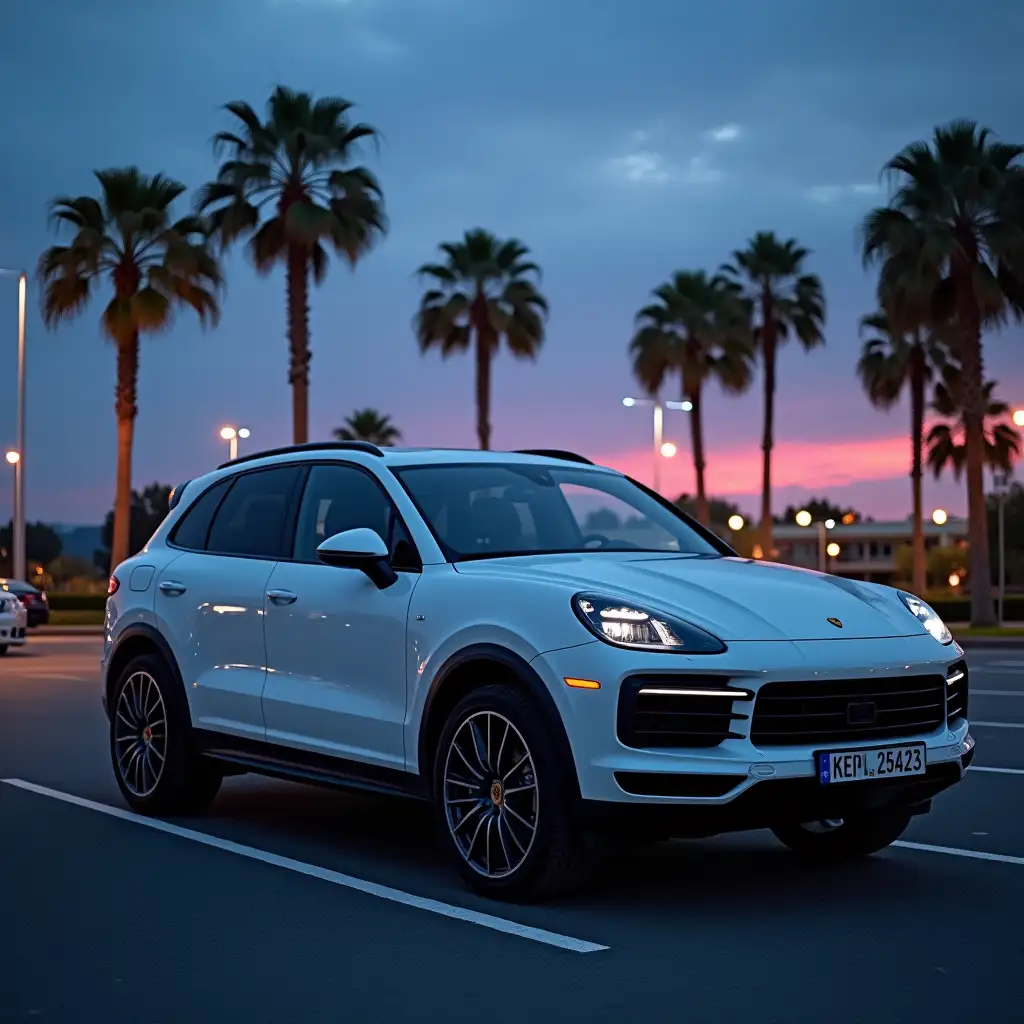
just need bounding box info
[154,465,304,742]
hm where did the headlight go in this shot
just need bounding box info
[571,593,726,653]
[899,593,952,645]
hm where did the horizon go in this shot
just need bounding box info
[1,0,1021,525]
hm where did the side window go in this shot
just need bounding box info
[293,464,420,571]
[170,479,232,551]
[206,466,303,559]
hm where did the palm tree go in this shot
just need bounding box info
[197,86,386,445]
[862,120,1024,625]
[38,168,221,572]
[415,229,547,450]
[722,232,826,558]
[857,310,948,595]
[334,408,401,446]
[926,365,1021,481]
[630,271,753,525]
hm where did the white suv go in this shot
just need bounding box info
[102,443,973,900]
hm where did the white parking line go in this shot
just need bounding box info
[1,779,609,955]
[970,765,1024,776]
[971,721,1024,730]
[894,840,1024,868]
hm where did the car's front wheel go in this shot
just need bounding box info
[771,809,912,862]
[110,652,223,816]
[0,644,8,656]
[433,684,585,902]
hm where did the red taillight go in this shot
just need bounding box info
[107,575,120,596]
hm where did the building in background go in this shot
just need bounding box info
[773,518,969,584]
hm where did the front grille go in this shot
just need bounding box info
[617,675,751,749]
[750,675,946,747]
[946,660,969,722]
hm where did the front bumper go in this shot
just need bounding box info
[0,616,28,645]
[535,633,972,819]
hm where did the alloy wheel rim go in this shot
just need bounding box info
[113,671,168,798]
[442,711,538,879]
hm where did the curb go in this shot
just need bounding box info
[34,626,104,637]
[955,637,1024,650]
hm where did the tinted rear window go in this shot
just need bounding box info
[206,466,303,559]
[171,479,232,551]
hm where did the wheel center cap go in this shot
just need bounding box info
[142,726,153,745]
[489,780,503,806]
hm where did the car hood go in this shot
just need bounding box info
[453,553,925,642]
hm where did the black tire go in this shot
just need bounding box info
[0,645,8,656]
[771,809,912,863]
[432,683,587,902]
[109,651,223,816]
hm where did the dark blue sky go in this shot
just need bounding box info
[1,0,1022,524]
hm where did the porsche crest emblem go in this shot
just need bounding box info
[827,617,843,629]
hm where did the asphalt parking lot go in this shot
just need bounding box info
[1,636,1021,1022]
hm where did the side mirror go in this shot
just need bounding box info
[315,528,398,590]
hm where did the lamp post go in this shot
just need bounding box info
[219,425,250,462]
[621,397,692,494]
[796,509,836,572]
[994,408,1022,627]
[0,270,27,581]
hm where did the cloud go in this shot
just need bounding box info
[806,182,881,204]
[707,123,741,143]
[606,150,673,185]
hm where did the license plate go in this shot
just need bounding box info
[817,743,926,785]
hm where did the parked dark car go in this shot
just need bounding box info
[0,580,50,627]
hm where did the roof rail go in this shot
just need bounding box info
[514,449,594,465]
[218,440,384,470]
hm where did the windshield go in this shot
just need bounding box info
[394,463,722,561]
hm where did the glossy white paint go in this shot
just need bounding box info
[104,446,971,819]
[154,551,272,741]
[261,559,416,767]
[0,594,27,648]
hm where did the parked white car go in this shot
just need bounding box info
[101,443,973,900]
[0,588,29,654]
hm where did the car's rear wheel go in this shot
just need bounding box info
[110,652,223,816]
[0,644,8,656]
[771,810,912,862]
[433,684,586,902]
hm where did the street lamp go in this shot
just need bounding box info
[220,425,250,462]
[727,514,744,532]
[1013,408,1024,428]
[621,397,692,494]
[796,509,834,572]
[660,441,677,458]
[931,508,948,526]
[0,270,27,581]
[994,466,1016,626]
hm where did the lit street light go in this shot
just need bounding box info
[796,509,835,572]
[0,270,27,582]
[932,508,948,526]
[220,425,250,462]
[5,451,19,466]
[621,397,692,494]
[727,514,744,532]
[660,441,677,458]
[1013,408,1024,428]
[826,542,841,559]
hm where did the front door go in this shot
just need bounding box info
[261,462,421,770]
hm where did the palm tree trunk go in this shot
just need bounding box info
[760,316,777,558]
[909,345,926,596]
[287,244,311,445]
[687,383,709,526]
[110,334,139,573]
[475,329,493,450]
[959,329,995,626]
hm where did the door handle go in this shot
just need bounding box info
[158,581,186,596]
[266,589,298,605]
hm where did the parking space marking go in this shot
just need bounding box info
[971,721,1024,730]
[970,765,1024,776]
[895,840,1024,868]
[1,778,608,954]
[974,690,1024,697]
